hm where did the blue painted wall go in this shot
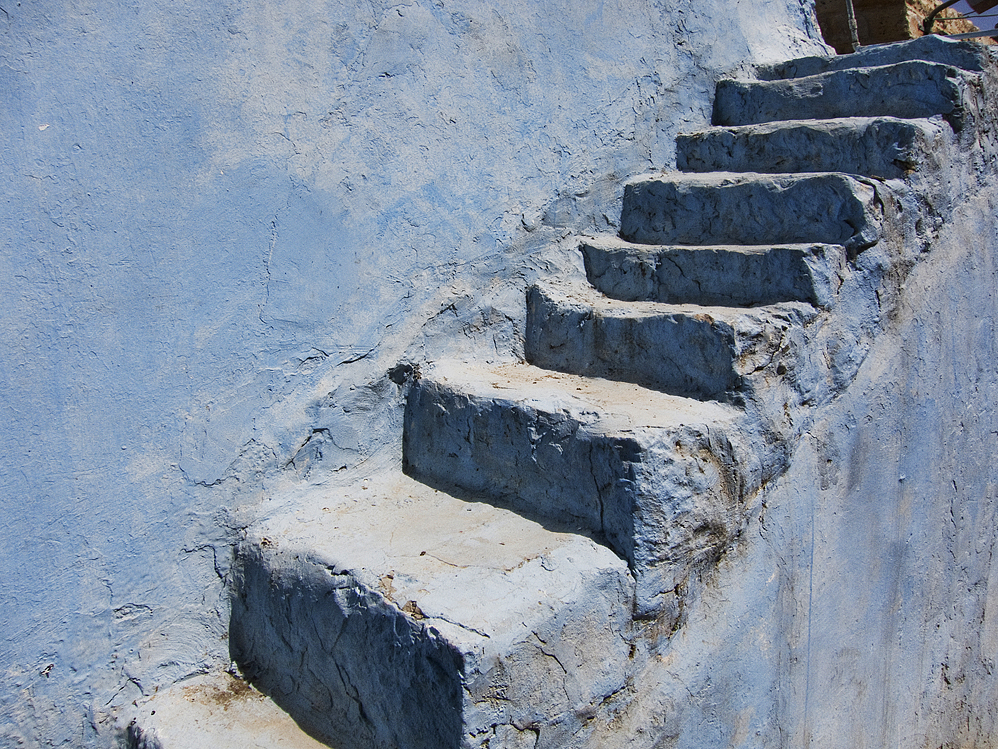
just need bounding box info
[0,1,827,744]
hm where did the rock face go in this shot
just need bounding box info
[125,36,998,749]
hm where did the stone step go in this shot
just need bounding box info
[677,116,944,179]
[403,361,772,615]
[713,60,969,129]
[121,672,333,749]
[229,473,634,749]
[620,172,881,251]
[525,282,817,400]
[579,236,845,309]
[754,34,994,81]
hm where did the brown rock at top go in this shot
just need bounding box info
[816,0,991,54]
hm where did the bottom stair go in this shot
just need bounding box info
[121,672,331,749]
[228,473,635,749]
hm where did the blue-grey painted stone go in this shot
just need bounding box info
[677,117,945,179]
[620,172,883,251]
[754,33,997,81]
[228,475,634,749]
[714,61,968,128]
[580,237,846,308]
[402,361,779,616]
[525,282,818,401]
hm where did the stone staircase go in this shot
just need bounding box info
[124,35,997,749]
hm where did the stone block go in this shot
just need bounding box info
[714,61,968,128]
[229,474,634,749]
[579,237,846,308]
[620,172,881,251]
[677,116,943,179]
[403,361,766,614]
[525,282,817,400]
[755,34,995,80]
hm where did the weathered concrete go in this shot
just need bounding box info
[580,236,846,308]
[620,172,883,250]
[677,116,945,178]
[402,361,781,616]
[754,32,996,80]
[714,60,969,128]
[526,281,818,401]
[229,474,634,749]
[121,673,328,749]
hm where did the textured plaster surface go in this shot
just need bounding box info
[0,0,826,745]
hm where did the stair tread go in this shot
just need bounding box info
[421,359,739,432]
[538,279,817,319]
[580,234,844,255]
[234,471,635,746]
[628,169,878,183]
[252,469,630,647]
[681,114,941,137]
[125,672,333,749]
[754,34,995,80]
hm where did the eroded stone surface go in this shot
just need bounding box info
[754,33,996,81]
[525,281,818,401]
[402,361,780,614]
[229,474,634,749]
[677,117,945,179]
[121,673,331,749]
[714,60,969,127]
[620,172,883,250]
[580,237,846,308]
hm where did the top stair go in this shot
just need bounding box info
[713,60,971,128]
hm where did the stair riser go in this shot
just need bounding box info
[231,542,634,749]
[581,242,843,308]
[620,173,880,250]
[230,550,465,749]
[404,378,624,539]
[404,378,757,615]
[677,119,940,179]
[714,61,966,127]
[526,286,740,400]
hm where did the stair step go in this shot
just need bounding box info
[714,61,969,128]
[122,672,332,749]
[677,116,944,179]
[229,473,634,749]
[754,34,994,81]
[579,236,845,308]
[403,361,769,614]
[620,172,881,250]
[525,282,817,400]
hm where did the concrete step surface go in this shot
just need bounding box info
[403,360,769,615]
[121,672,334,749]
[754,34,996,81]
[620,171,882,250]
[714,60,969,128]
[525,281,817,400]
[579,236,846,308]
[677,116,945,179]
[229,473,634,749]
